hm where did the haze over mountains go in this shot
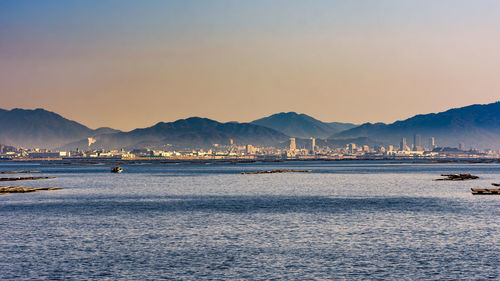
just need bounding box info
[0,108,119,148]
[332,102,500,149]
[0,101,499,150]
[62,117,288,150]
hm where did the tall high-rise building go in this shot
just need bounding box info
[413,134,421,150]
[246,144,255,154]
[348,143,356,153]
[428,137,436,149]
[459,142,465,151]
[289,138,296,151]
[400,137,407,151]
[310,138,316,153]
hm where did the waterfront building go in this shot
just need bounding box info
[28,151,68,158]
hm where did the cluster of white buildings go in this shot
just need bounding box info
[2,134,500,160]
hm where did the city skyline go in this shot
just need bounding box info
[2,101,500,151]
[2,1,500,130]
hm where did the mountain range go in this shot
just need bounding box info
[62,117,288,150]
[0,101,499,150]
[0,108,119,149]
[332,102,500,149]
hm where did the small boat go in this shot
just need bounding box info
[471,188,500,195]
[111,166,123,173]
[491,183,500,187]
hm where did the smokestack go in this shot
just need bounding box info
[88,137,96,147]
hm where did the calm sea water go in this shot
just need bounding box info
[0,161,499,280]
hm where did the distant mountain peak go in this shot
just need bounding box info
[252,112,356,138]
[0,108,118,148]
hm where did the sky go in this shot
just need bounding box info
[1,0,500,131]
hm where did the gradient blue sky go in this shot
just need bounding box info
[1,0,499,130]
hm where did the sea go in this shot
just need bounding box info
[0,160,499,280]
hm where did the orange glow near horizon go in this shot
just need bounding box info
[1,1,500,130]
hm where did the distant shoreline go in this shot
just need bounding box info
[0,158,499,165]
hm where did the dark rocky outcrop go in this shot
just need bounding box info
[434,174,479,181]
[0,176,56,181]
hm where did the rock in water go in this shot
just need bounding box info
[434,174,479,181]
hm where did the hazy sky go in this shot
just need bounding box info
[1,0,499,130]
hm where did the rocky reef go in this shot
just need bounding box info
[0,186,63,194]
[0,176,56,181]
[434,174,479,181]
[0,170,61,195]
